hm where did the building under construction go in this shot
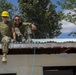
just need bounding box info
[0,38,76,75]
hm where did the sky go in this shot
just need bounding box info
[7,0,76,38]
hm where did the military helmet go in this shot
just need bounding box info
[1,11,9,17]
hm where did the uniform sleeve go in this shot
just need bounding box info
[8,21,14,28]
[11,22,15,28]
[22,22,31,26]
[9,21,15,33]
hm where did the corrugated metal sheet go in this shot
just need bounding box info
[0,39,76,49]
[8,42,76,49]
[0,39,76,54]
[32,38,76,43]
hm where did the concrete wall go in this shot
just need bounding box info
[0,53,76,75]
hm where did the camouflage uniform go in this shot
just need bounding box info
[14,22,32,43]
[23,22,32,43]
[0,21,13,53]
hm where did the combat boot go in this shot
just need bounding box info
[2,53,7,63]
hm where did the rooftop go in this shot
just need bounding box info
[0,38,76,54]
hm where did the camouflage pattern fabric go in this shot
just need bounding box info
[19,22,32,35]
[0,21,13,53]
[15,27,22,36]
[23,22,32,42]
[24,25,32,43]
[14,22,32,43]
[0,21,13,37]
[1,36,11,53]
[25,25,32,34]
[15,27,24,42]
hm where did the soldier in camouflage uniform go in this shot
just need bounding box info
[13,15,37,43]
[0,11,16,63]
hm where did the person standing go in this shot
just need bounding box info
[0,11,16,63]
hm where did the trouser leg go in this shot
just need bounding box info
[1,36,11,63]
[1,36,11,53]
[27,34,32,43]
[25,25,32,43]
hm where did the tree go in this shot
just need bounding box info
[57,0,76,24]
[18,0,62,38]
[57,0,76,37]
[0,0,17,21]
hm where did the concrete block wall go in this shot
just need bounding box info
[0,53,76,75]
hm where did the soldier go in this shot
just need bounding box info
[0,11,16,63]
[13,15,37,43]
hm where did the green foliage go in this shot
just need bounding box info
[0,0,17,21]
[57,0,76,10]
[18,0,62,38]
[57,0,76,37]
[57,0,76,24]
[68,31,76,37]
